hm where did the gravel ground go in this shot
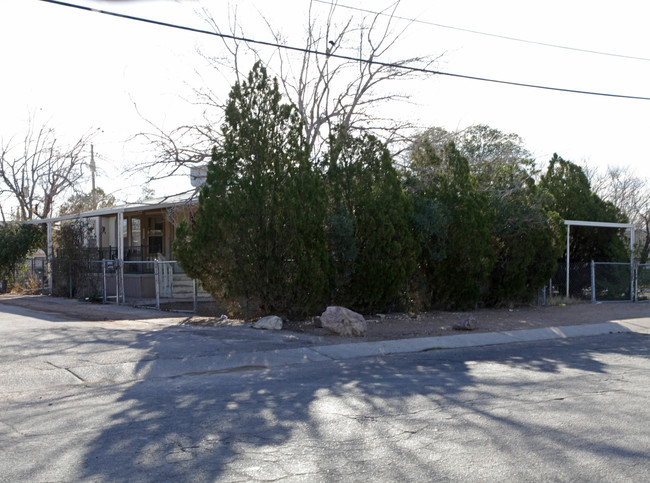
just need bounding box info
[3,294,646,342]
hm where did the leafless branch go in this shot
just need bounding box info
[133,0,440,182]
[0,119,95,220]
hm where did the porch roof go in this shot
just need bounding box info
[26,193,197,225]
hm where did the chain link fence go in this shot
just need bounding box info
[4,257,48,294]
[635,264,650,302]
[590,262,633,302]
[552,262,592,301]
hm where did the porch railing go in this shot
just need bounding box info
[55,245,173,273]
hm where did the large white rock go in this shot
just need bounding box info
[253,315,283,330]
[320,306,367,337]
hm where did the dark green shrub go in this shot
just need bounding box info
[174,62,329,317]
[323,131,418,313]
[409,141,494,309]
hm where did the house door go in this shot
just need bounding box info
[148,216,164,258]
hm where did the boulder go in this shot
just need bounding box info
[453,315,478,331]
[253,315,283,330]
[320,306,367,337]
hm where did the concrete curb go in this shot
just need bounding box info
[1,305,646,392]
[309,321,634,361]
[48,321,640,386]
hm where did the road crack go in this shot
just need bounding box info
[46,361,86,382]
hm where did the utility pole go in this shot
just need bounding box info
[90,145,97,209]
[89,145,100,248]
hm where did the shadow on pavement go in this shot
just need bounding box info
[66,328,650,481]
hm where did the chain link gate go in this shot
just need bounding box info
[590,261,650,303]
[635,263,650,302]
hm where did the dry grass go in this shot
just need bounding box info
[546,295,585,306]
[8,273,43,295]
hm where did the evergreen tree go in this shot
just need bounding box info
[0,223,43,283]
[540,154,629,262]
[409,141,494,309]
[410,127,565,306]
[486,181,563,305]
[324,131,417,313]
[174,62,329,317]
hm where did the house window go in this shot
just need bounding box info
[131,218,141,247]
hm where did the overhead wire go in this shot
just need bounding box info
[314,0,650,63]
[37,0,650,101]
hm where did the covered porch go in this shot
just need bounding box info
[30,196,210,304]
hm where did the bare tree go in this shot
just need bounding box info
[127,3,249,183]
[131,0,438,181]
[591,165,650,262]
[128,112,219,184]
[272,0,435,162]
[0,121,93,220]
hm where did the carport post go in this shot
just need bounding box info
[630,227,635,302]
[566,224,570,298]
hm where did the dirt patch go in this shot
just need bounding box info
[279,303,650,341]
[0,294,177,322]
[169,300,650,341]
[2,294,648,341]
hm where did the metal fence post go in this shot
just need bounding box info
[119,260,125,304]
[41,259,46,294]
[170,262,174,299]
[590,260,596,303]
[115,260,120,305]
[193,278,198,313]
[631,260,635,302]
[154,259,160,310]
[102,259,107,304]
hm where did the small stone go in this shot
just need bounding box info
[253,315,283,330]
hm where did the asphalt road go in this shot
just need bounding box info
[1,303,649,482]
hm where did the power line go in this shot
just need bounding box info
[38,0,650,101]
[315,0,650,63]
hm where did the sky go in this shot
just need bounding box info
[2,0,650,213]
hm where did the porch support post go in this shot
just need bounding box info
[117,211,125,304]
[94,216,101,248]
[117,211,124,262]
